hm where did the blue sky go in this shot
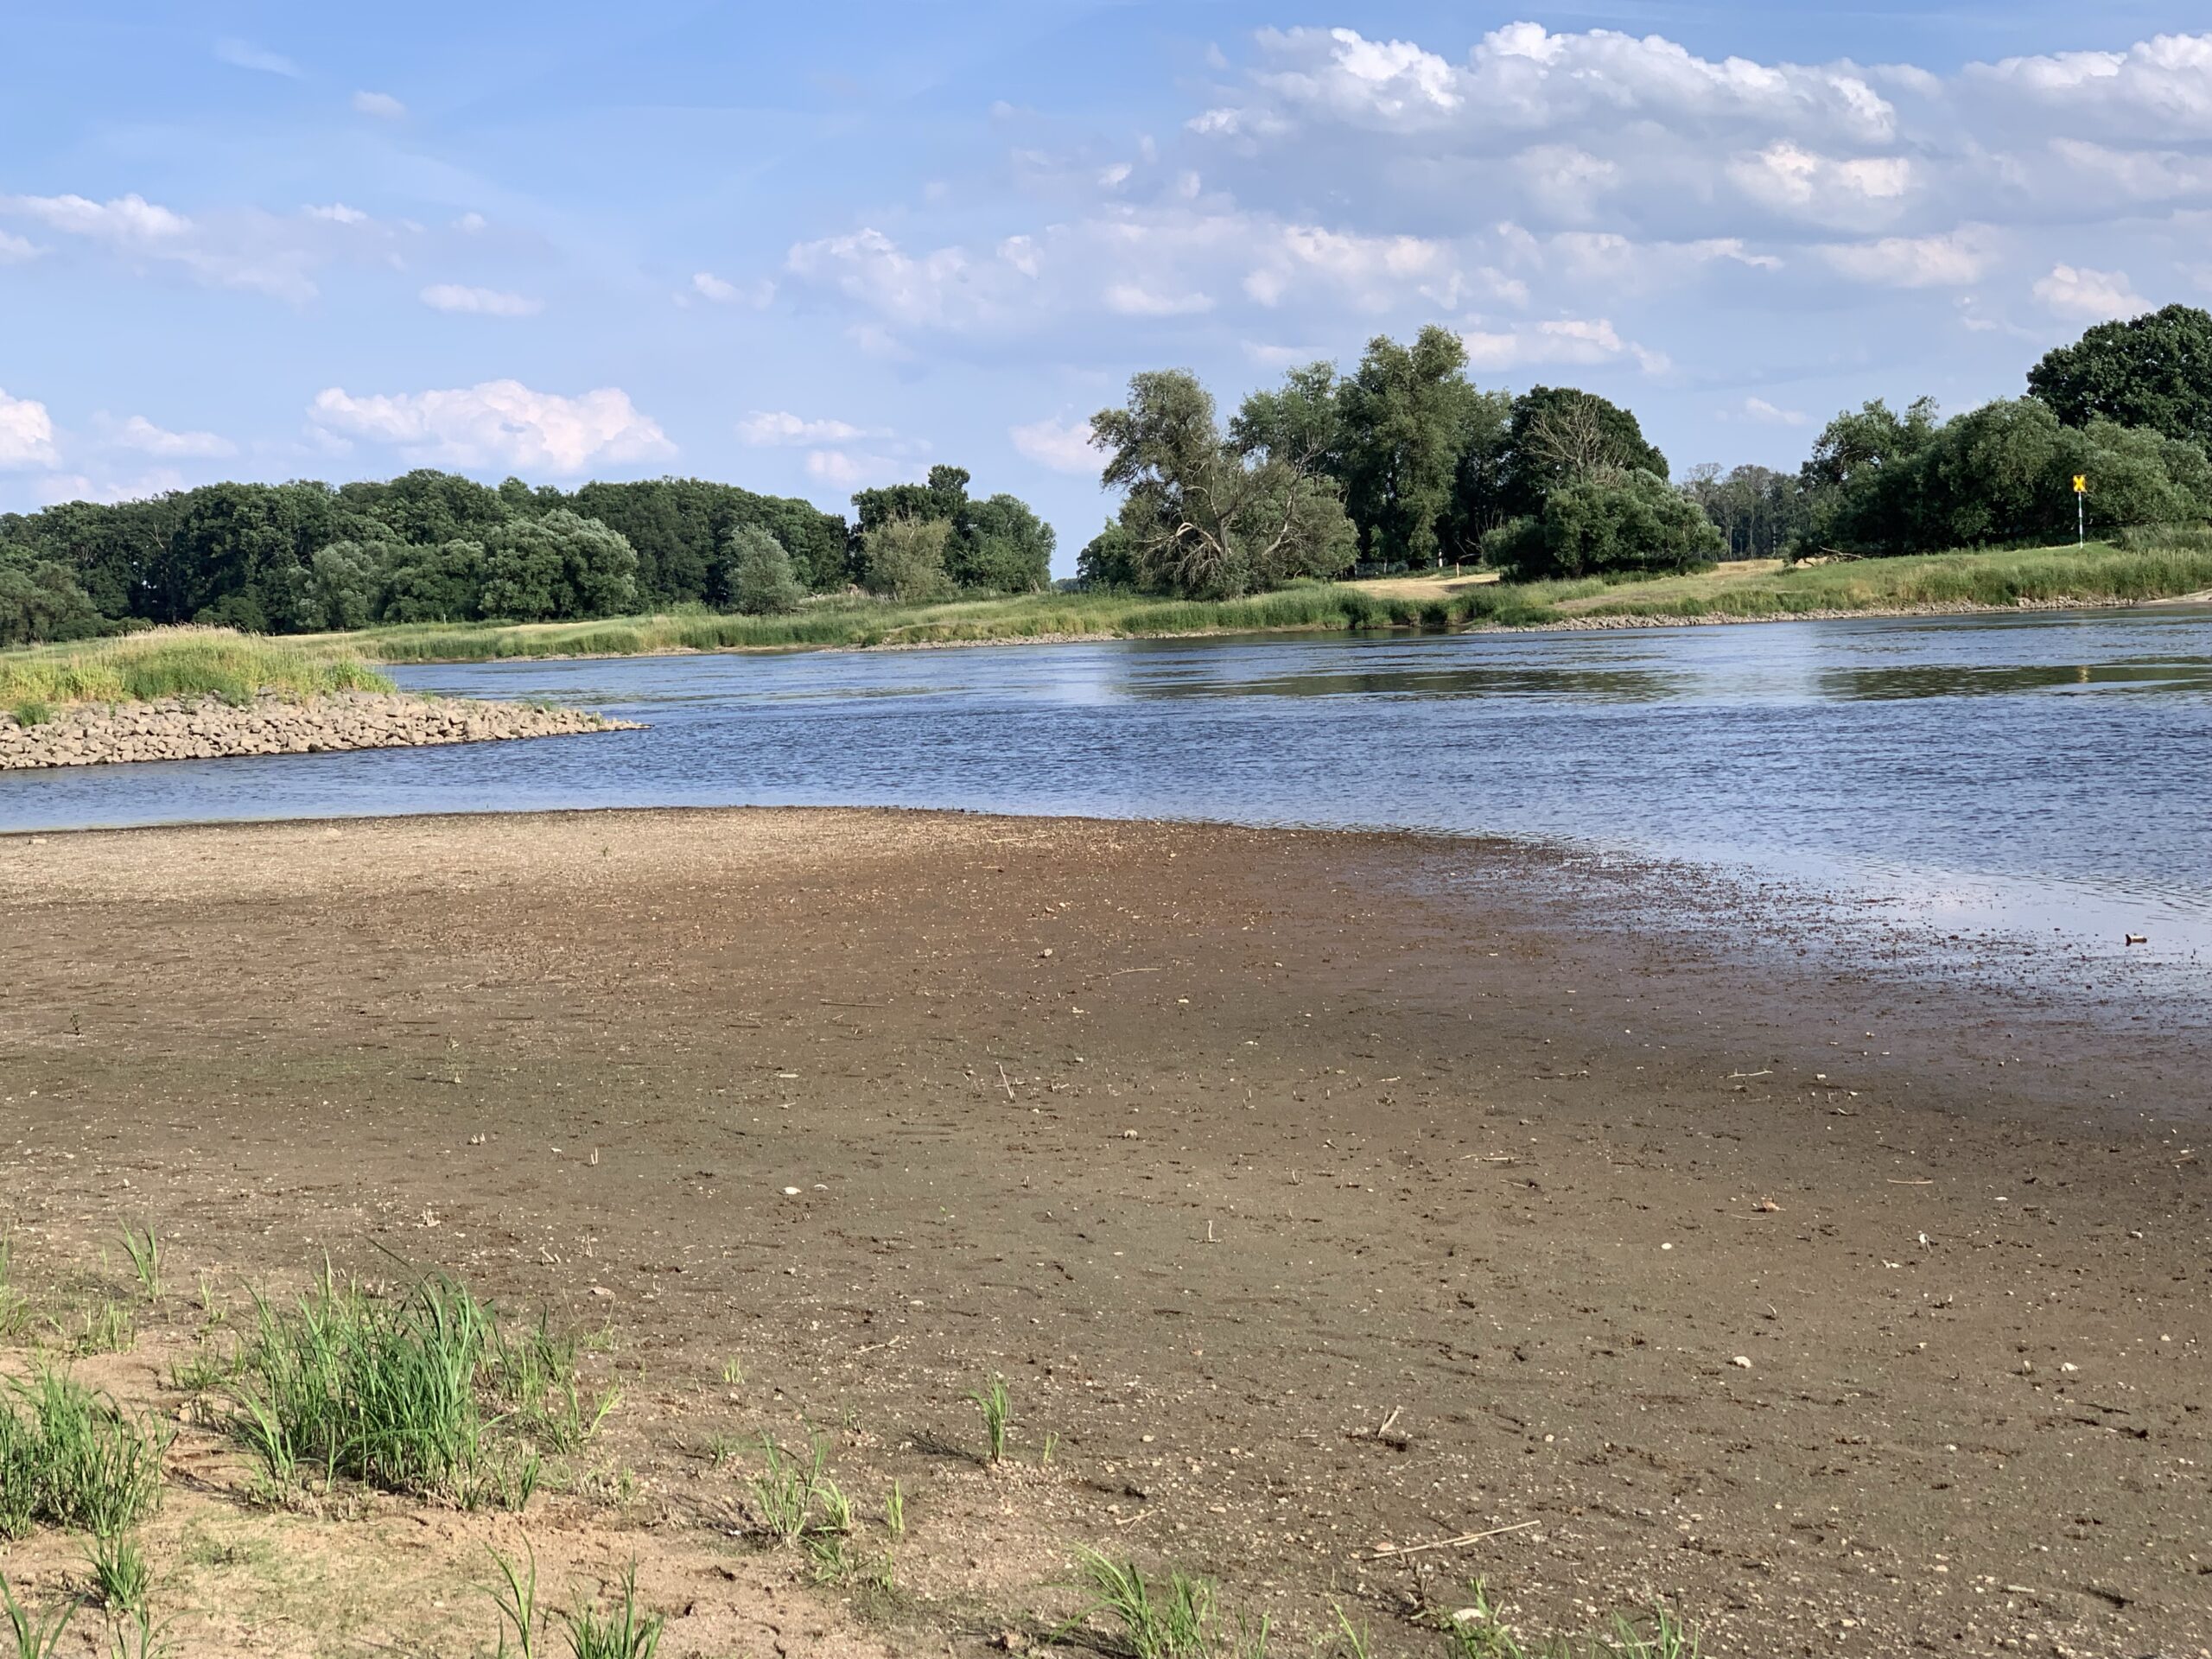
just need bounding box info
[4,2,2211,570]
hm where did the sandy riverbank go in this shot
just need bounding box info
[0,690,638,770]
[0,809,2206,1656]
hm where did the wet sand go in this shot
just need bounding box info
[1,808,2207,1656]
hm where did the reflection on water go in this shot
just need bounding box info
[1816,657,2212,700]
[3,607,2209,962]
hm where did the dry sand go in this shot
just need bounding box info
[1,808,2206,1656]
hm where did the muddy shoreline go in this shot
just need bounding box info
[2,808,2207,1656]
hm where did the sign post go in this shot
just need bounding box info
[2073,474,2088,546]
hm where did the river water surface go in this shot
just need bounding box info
[6,608,2209,967]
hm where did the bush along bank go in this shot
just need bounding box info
[0,690,639,771]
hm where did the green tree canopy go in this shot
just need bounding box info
[1802,395,2212,556]
[380,540,486,624]
[955,494,1055,593]
[1337,326,1503,567]
[0,546,107,646]
[1091,368,1356,598]
[723,524,805,614]
[1075,521,1141,590]
[480,511,639,621]
[1488,470,1721,579]
[1497,387,1670,521]
[2027,302,2212,448]
[859,516,953,601]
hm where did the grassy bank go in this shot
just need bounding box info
[332,579,1569,664]
[1558,537,2212,622]
[322,535,2212,664]
[0,627,394,722]
[6,541,2209,696]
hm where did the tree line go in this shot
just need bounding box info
[1078,302,2212,596]
[0,465,1054,646]
[10,305,2212,647]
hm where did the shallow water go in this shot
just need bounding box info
[6,608,2210,963]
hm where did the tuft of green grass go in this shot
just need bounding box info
[1324,1604,1371,1659]
[556,1563,663,1659]
[0,1370,168,1540]
[487,1542,541,1659]
[1066,1552,1217,1659]
[63,1302,137,1358]
[104,1602,173,1659]
[120,1229,160,1306]
[0,1574,78,1659]
[226,1264,606,1508]
[882,1478,905,1538]
[744,1432,829,1544]
[0,1235,29,1339]
[486,1312,618,1452]
[82,1533,151,1615]
[969,1375,1012,1464]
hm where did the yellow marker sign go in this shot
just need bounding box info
[2073,474,2088,493]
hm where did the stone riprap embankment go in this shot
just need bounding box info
[0,691,640,770]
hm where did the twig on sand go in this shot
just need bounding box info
[1726,1070,1773,1080]
[1375,1407,1401,1440]
[998,1063,1015,1100]
[1887,1179,1936,1186]
[1367,1519,1541,1560]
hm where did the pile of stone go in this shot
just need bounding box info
[0,691,641,771]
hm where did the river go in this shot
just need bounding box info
[5,607,2209,968]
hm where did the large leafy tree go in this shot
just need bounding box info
[858,516,953,601]
[0,546,107,645]
[722,524,805,614]
[955,494,1054,592]
[2027,302,2212,448]
[1497,387,1669,522]
[850,466,1052,594]
[1091,368,1355,598]
[1802,395,2212,556]
[380,540,486,623]
[1337,326,1503,567]
[1505,470,1722,578]
[480,510,639,620]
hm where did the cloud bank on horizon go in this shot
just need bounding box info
[3,4,2210,564]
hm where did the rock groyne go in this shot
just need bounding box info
[0,691,639,771]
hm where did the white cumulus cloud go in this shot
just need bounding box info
[308,381,673,474]
[737,411,872,446]
[352,90,406,119]
[1103,282,1215,317]
[419,283,543,317]
[214,39,300,77]
[1740,397,1808,426]
[112,415,235,458]
[0,192,189,244]
[2032,264,2148,320]
[1008,417,1098,474]
[1459,317,1669,375]
[1818,228,1998,288]
[0,390,60,469]
[690,270,774,307]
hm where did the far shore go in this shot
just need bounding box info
[362,587,2212,668]
[308,537,2212,667]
